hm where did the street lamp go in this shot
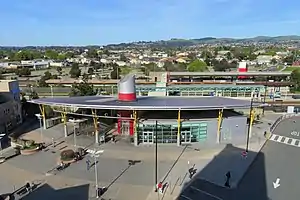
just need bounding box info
[69,119,81,148]
[35,114,43,143]
[50,85,53,98]
[246,98,254,152]
[154,120,158,192]
[90,149,104,199]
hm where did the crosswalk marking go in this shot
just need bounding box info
[290,139,296,145]
[269,134,300,148]
[283,137,290,144]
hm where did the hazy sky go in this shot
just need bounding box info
[0,0,299,46]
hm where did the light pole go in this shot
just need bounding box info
[154,120,158,192]
[50,85,53,98]
[90,149,103,199]
[246,98,254,152]
[69,119,83,148]
[35,114,43,143]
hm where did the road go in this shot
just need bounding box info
[179,118,300,200]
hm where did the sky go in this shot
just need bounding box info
[0,0,299,46]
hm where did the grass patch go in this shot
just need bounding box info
[283,66,300,71]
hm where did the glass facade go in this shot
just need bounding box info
[138,122,208,144]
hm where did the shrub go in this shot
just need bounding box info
[60,149,75,161]
[25,140,35,147]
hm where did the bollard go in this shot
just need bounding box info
[52,138,55,148]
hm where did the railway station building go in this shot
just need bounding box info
[30,75,262,147]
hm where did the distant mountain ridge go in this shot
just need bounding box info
[106,35,300,48]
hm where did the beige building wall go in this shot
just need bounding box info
[0,80,22,134]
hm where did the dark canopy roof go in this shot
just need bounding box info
[30,96,263,111]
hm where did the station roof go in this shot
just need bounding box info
[30,96,263,111]
[169,71,291,76]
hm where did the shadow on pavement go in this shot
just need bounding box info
[10,118,39,139]
[178,144,270,200]
[21,183,90,200]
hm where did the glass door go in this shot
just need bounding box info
[143,131,154,144]
[121,121,130,135]
[181,130,191,143]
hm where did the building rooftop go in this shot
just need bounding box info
[30,95,262,111]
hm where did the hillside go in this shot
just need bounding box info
[106,35,300,48]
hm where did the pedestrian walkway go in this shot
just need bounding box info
[146,135,267,200]
[269,134,300,148]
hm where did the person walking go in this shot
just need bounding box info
[86,159,91,171]
[225,171,231,188]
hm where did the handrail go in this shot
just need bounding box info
[270,113,300,133]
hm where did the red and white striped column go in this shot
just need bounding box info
[118,74,137,101]
[238,61,248,79]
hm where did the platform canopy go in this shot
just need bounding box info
[29,96,264,111]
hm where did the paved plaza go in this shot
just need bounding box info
[0,113,280,200]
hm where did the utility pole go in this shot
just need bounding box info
[246,98,253,152]
[90,149,103,199]
[154,120,158,192]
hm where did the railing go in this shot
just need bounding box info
[270,113,300,133]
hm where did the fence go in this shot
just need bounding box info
[270,113,300,133]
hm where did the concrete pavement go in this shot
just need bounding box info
[177,116,300,200]
[1,113,277,200]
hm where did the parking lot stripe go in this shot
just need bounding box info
[181,195,194,200]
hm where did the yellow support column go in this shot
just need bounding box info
[60,108,68,137]
[217,109,223,144]
[92,109,99,144]
[133,110,138,146]
[39,105,46,130]
[177,109,181,146]
[249,108,255,138]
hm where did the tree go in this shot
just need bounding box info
[143,63,163,75]
[120,54,128,62]
[270,58,277,65]
[163,61,176,71]
[87,67,94,75]
[110,66,121,79]
[69,63,81,78]
[200,51,212,59]
[291,69,300,92]
[65,52,75,58]
[187,60,207,72]
[16,68,31,76]
[69,80,97,96]
[225,52,232,60]
[57,54,67,61]
[213,59,237,72]
[29,91,39,100]
[283,55,294,65]
[86,49,98,58]
[56,66,62,75]
[38,71,58,87]
[45,50,58,60]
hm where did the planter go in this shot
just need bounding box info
[20,146,40,155]
[0,156,5,164]
[59,149,76,164]
[58,157,76,165]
